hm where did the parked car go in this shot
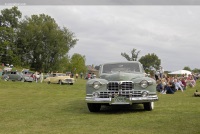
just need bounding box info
[2,70,34,82]
[22,69,34,78]
[43,73,75,85]
[85,61,158,112]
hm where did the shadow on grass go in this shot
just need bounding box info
[99,104,146,114]
[64,99,148,114]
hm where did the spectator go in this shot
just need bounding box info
[174,79,184,92]
[80,72,83,79]
[181,77,187,90]
[40,72,44,83]
[156,80,163,93]
[155,71,160,81]
[35,71,40,83]
[164,81,175,94]
[87,73,91,79]
[75,73,79,79]
[71,73,74,78]
[187,74,196,87]
[159,66,164,79]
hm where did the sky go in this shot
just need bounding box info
[1,5,200,71]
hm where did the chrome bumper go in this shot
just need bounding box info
[86,95,158,105]
[62,79,74,84]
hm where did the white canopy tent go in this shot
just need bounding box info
[168,70,192,76]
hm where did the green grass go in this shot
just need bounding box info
[0,79,200,134]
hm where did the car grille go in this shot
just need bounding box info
[99,91,142,98]
[65,79,72,82]
[107,81,133,91]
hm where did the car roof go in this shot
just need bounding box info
[101,61,140,65]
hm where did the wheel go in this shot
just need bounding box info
[143,102,154,111]
[3,76,9,81]
[47,81,50,84]
[59,80,62,85]
[70,83,73,85]
[87,103,101,112]
[21,78,25,82]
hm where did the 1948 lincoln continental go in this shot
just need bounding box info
[85,61,158,112]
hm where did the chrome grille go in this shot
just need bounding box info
[99,91,142,98]
[65,79,72,82]
[107,81,133,90]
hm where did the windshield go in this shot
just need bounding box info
[102,63,140,73]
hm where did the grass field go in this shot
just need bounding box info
[0,78,200,134]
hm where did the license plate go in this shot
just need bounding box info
[114,96,126,102]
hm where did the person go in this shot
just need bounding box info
[156,80,163,92]
[92,73,96,79]
[40,72,44,83]
[80,72,83,79]
[164,81,175,94]
[161,78,167,93]
[159,66,164,79]
[181,77,187,90]
[87,73,91,79]
[155,71,160,81]
[174,79,184,92]
[75,73,79,80]
[71,73,74,78]
[35,71,40,83]
[187,74,196,87]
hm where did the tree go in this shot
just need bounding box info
[70,53,87,74]
[192,68,200,74]
[183,66,191,71]
[121,48,140,61]
[0,6,22,65]
[16,14,78,72]
[139,53,161,71]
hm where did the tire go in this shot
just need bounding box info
[47,81,50,84]
[59,80,62,85]
[87,103,101,112]
[144,102,154,111]
[3,76,9,81]
[21,78,25,82]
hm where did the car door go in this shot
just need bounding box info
[51,74,59,83]
[8,71,15,80]
[12,71,19,80]
[16,72,23,80]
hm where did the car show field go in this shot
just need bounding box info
[0,78,200,134]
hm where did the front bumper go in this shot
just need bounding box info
[24,77,34,82]
[86,95,158,105]
[62,79,74,84]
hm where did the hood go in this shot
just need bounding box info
[102,72,144,81]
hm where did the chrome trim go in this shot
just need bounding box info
[86,95,158,105]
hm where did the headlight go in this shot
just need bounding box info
[93,81,101,89]
[141,91,149,97]
[140,80,148,88]
[93,92,99,97]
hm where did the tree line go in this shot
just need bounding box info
[0,6,87,74]
[121,48,200,74]
[1,7,199,75]
[121,48,161,72]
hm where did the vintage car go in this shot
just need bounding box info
[22,69,34,78]
[44,73,74,85]
[85,61,158,112]
[2,70,34,82]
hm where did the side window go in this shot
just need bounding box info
[140,64,145,73]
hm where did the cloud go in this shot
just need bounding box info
[1,5,200,71]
